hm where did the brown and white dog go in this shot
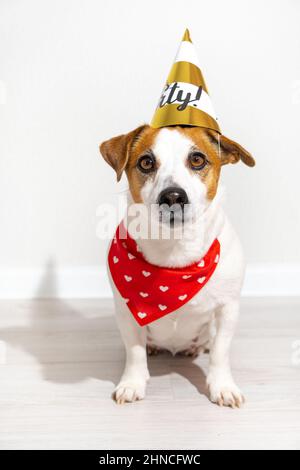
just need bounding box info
[100,125,255,407]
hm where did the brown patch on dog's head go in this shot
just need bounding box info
[176,127,255,200]
[100,125,159,202]
[178,127,222,200]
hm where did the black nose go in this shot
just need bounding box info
[158,186,189,208]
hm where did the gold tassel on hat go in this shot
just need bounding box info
[151,29,221,133]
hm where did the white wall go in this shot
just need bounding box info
[1,0,300,297]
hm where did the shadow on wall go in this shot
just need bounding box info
[0,260,209,399]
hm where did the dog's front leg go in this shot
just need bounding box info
[113,299,149,404]
[207,300,245,408]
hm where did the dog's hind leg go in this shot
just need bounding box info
[112,297,150,404]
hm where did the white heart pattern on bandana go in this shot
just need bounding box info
[158,304,167,311]
[178,294,187,301]
[138,312,147,319]
[108,223,220,326]
[159,286,169,292]
[139,292,149,298]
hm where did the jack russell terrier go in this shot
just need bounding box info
[100,124,255,407]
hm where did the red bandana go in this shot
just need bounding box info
[108,223,220,326]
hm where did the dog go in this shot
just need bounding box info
[100,124,255,407]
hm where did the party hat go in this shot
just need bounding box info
[151,29,220,133]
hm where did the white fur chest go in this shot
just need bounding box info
[146,286,216,354]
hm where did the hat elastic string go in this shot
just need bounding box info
[217,132,221,161]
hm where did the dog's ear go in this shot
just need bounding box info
[219,134,255,167]
[208,131,255,167]
[99,125,147,181]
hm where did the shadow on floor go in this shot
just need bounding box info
[0,259,209,399]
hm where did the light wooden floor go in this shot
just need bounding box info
[0,297,299,450]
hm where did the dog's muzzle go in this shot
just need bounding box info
[157,186,189,226]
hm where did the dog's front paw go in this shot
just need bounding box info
[207,374,245,408]
[113,380,146,404]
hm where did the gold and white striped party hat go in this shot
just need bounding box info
[151,29,220,133]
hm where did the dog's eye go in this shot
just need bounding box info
[137,154,155,173]
[189,151,207,170]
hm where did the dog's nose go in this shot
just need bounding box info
[158,186,189,207]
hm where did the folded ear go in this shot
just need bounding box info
[99,125,147,181]
[219,134,255,167]
[208,131,255,167]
